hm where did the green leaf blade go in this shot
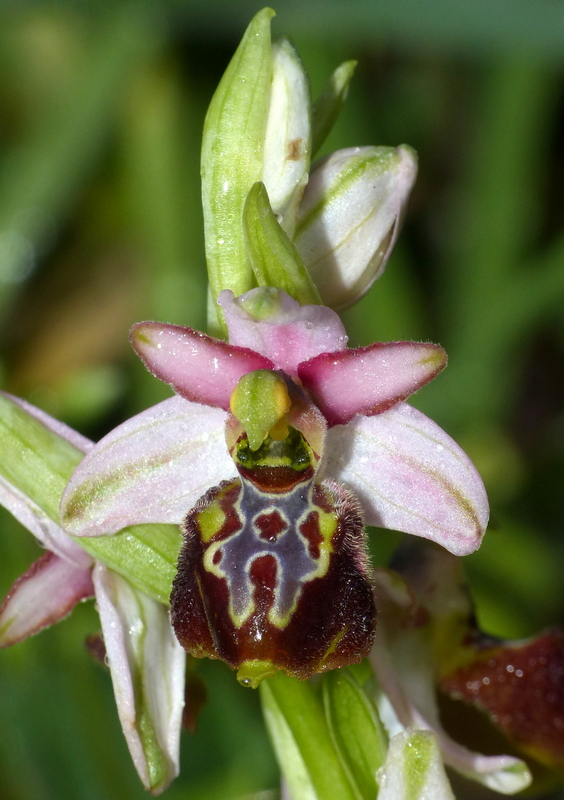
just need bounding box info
[244,181,321,305]
[260,673,359,800]
[201,7,275,325]
[323,668,388,799]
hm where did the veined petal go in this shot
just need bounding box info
[298,342,447,425]
[377,730,456,800]
[219,288,347,375]
[61,396,235,537]
[322,403,488,555]
[0,552,94,647]
[130,322,273,410]
[94,564,185,795]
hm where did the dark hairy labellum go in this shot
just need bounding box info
[171,427,376,687]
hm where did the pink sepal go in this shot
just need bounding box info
[61,396,236,537]
[219,289,348,375]
[0,551,94,647]
[298,341,447,425]
[322,403,489,556]
[130,322,273,410]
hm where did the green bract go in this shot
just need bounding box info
[201,8,275,328]
[312,60,357,156]
[201,8,363,329]
[243,181,321,305]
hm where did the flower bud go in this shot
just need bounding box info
[261,38,311,237]
[294,145,417,310]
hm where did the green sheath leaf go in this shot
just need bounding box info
[201,7,275,328]
[312,60,357,156]
[322,668,388,799]
[261,673,358,800]
[0,393,179,605]
[244,181,321,305]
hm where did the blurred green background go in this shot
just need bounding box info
[1,1,563,798]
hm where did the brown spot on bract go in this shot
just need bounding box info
[287,138,302,161]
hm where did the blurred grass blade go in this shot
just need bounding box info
[322,668,388,798]
[122,61,206,329]
[0,6,161,315]
[260,673,359,800]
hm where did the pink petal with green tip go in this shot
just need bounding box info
[0,552,94,647]
[298,341,447,425]
[60,396,236,537]
[219,288,348,374]
[322,403,488,555]
[130,322,273,410]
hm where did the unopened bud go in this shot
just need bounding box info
[294,145,417,310]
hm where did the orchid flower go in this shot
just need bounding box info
[370,538,540,795]
[59,286,488,688]
[0,392,185,796]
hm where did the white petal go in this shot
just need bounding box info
[322,403,489,555]
[295,146,417,309]
[94,564,185,795]
[61,396,236,537]
[262,38,311,237]
[0,472,93,566]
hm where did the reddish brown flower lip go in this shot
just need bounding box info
[440,629,564,770]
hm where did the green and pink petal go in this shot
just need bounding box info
[61,396,235,537]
